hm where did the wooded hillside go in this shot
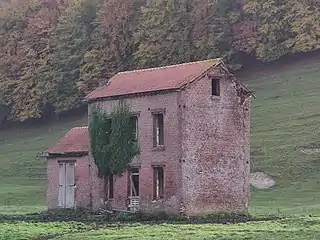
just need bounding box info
[0,0,319,121]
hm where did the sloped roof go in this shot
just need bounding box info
[85,58,222,101]
[48,126,89,154]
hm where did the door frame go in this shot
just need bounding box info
[58,160,76,208]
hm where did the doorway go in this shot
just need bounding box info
[128,168,139,211]
[58,161,75,208]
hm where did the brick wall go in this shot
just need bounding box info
[88,92,183,214]
[180,74,251,215]
[47,156,91,209]
[86,68,251,215]
[47,65,251,214]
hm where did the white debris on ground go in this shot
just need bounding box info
[250,171,276,189]
[299,148,320,154]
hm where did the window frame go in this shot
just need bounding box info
[129,115,139,141]
[128,168,140,197]
[153,113,164,147]
[108,174,114,199]
[153,166,164,200]
[211,78,220,96]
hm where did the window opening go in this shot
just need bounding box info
[129,116,138,140]
[153,113,164,146]
[153,167,164,199]
[108,175,114,199]
[211,78,220,96]
[130,168,139,197]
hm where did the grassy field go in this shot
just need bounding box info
[0,55,319,238]
[0,115,88,215]
[0,217,319,240]
[241,56,320,217]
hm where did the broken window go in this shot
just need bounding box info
[153,113,164,147]
[129,168,139,197]
[108,175,114,199]
[129,116,138,141]
[211,78,220,96]
[153,167,164,200]
[104,174,114,200]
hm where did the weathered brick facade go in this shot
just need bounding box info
[88,92,183,214]
[46,59,252,216]
[180,75,251,215]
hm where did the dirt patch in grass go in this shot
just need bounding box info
[250,171,276,189]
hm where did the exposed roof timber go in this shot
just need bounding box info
[84,89,179,103]
[37,151,88,158]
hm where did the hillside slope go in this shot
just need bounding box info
[0,56,319,215]
[0,116,87,214]
[239,54,320,216]
[1,0,319,121]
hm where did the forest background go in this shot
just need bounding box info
[0,0,319,122]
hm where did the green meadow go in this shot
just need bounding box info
[0,56,319,239]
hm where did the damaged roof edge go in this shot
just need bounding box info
[37,151,88,158]
[83,88,181,103]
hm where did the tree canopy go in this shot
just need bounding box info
[0,0,319,121]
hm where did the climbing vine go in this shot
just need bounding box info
[89,101,139,178]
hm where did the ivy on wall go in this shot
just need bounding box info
[89,101,139,178]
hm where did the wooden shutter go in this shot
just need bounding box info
[65,162,75,208]
[58,163,65,207]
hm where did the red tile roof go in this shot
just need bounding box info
[86,58,222,101]
[48,126,89,154]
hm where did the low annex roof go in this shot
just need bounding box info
[85,58,223,101]
[46,126,89,156]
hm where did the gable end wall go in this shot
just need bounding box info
[180,73,251,215]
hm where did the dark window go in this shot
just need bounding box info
[105,118,112,145]
[211,78,220,96]
[153,113,164,146]
[153,167,164,199]
[129,116,138,141]
[108,175,114,199]
[129,168,139,197]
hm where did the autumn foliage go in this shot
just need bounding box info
[0,0,319,121]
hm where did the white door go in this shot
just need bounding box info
[58,161,75,208]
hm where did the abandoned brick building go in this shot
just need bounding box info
[45,58,252,216]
